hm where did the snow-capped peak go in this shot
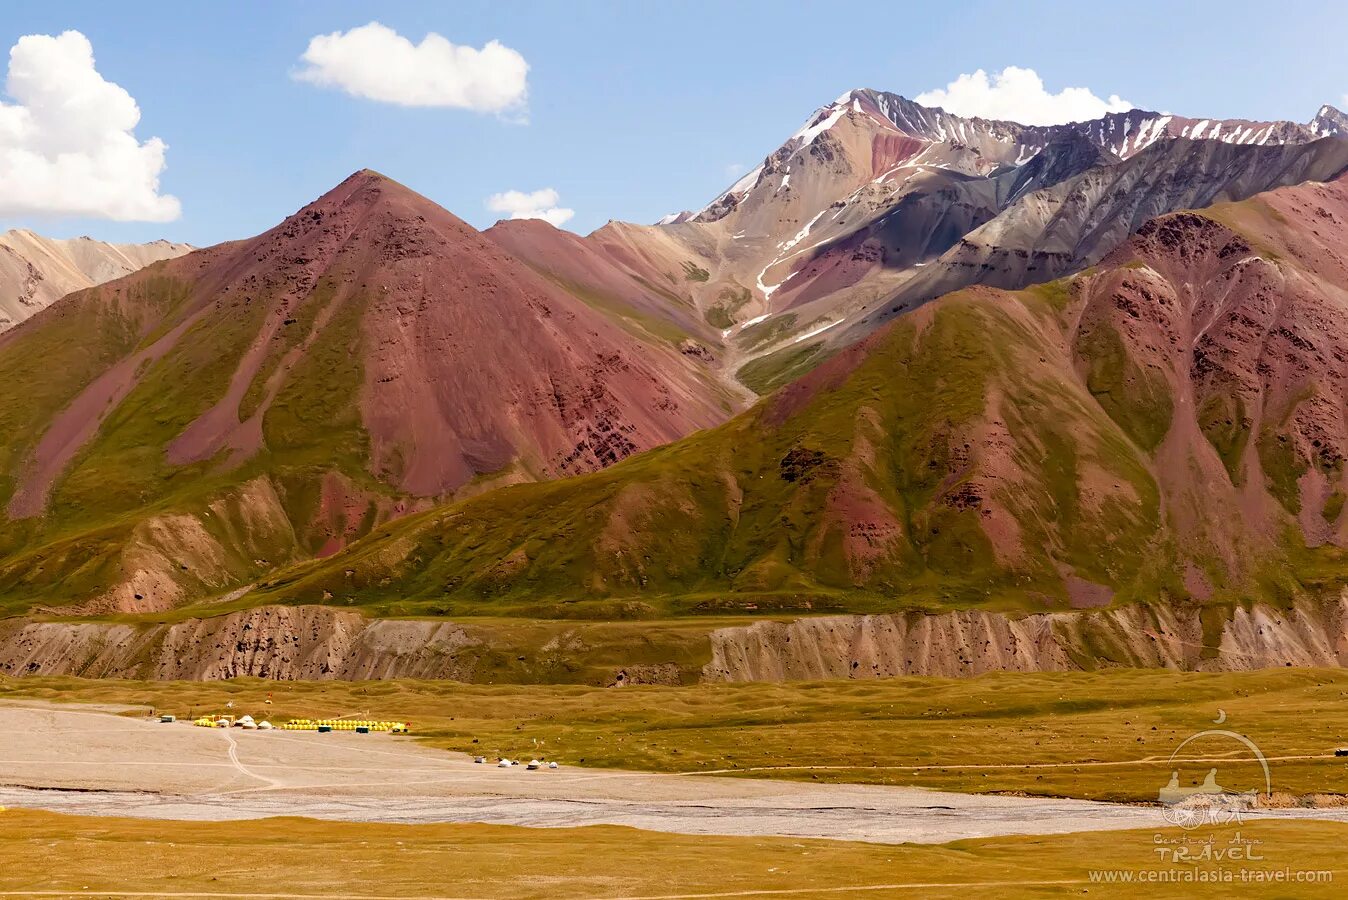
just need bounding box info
[1310,103,1348,138]
[789,99,852,146]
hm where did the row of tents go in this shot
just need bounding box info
[189,714,409,733]
[280,718,410,733]
[192,714,272,729]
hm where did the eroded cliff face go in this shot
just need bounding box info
[702,595,1348,682]
[2,595,1346,684]
[0,606,483,681]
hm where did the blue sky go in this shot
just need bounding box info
[2,0,1345,246]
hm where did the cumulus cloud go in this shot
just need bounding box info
[0,30,179,221]
[485,188,574,227]
[295,22,528,115]
[915,66,1133,126]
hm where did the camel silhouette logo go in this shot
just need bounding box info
[1157,726,1271,829]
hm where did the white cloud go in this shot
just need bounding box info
[295,22,528,115]
[0,30,179,221]
[915,66,1133,126]
[485,188,574,227]
[724,162,747,178]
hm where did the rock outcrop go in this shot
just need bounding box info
[2,596,1347,684]
[703,596,1348,681]
[0,606,484,681]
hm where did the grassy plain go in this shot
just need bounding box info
[0,809,1340,898]
[6,667,1348,803]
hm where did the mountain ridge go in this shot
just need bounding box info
[590,90,1348,394]
[688,90,1348,224]
[0,229,192,332]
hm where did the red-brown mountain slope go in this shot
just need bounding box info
[243,174,1348,617]
[0,170,735,613]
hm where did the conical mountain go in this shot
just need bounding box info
[0,170,734,613]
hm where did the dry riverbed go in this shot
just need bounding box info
[1,702,1346,846]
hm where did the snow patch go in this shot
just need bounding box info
[780,210,826,254]
[727,163,764,197]
[790,103,848,146]
[793,319,841,343]
[695,163,766,217]
[757,209,827,300]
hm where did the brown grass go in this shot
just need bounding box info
[0,809,1344,898]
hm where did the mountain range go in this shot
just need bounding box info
[0,230,191,332]
[4,89,1348,682]
[609,91,1348,391]
[248,173,1348,620]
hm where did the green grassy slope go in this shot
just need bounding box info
[246,283,1174,616]
[0,266,396,614]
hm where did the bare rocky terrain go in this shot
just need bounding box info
[599,91,1348,389]
[0,229,191,332]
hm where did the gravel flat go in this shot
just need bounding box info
[0,703,1342,844]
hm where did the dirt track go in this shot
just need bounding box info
[1,703,1345,844]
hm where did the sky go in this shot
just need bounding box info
[1,0,1346,246]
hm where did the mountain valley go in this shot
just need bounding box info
[5,90,1348,684]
